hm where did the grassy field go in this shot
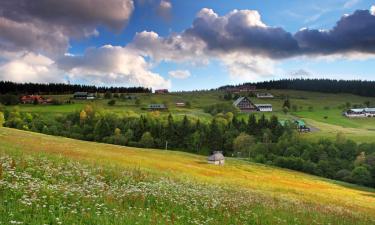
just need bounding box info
[0,127,374,224]
[5,89,375,142]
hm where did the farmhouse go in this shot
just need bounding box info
[155,89,169,94]
[295,120,310,132]
[255,104,273,112]
[256,93,274,98]
[20,95,52,104]
[147,104,168,111]
[176,102,186,107]
[344,108,375,117]
[226,85,256,93]
[73,92,95,100]
[233,96,258,112]
[208,151,225,165]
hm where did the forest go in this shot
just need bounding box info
[220,79,375,97]
[0,105,374,188]
[0,81,151,95]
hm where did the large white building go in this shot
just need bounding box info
[344,108,375,117]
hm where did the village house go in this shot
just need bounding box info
[73,92,95,100]
[20,95,52,104]
[254,104,273,112]
[295,120,310,132]
[233,97,272,112]
[147,104,168,111]
[344,108,375,117]
[155,89,169,94]
[175,102,186,107]
[256,93,274,98]
[208,151,225,165]
[233,96,258,112]
[225,85,256,94]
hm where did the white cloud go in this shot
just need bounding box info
[168,70,191,79]
[0,52,65,83]
[344,0,360,9]
[157,0,172,20]
[371,5,375,16]
[58,45,171,89]
[288,69,312,77]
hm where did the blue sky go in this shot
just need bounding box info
[0,0,375,90]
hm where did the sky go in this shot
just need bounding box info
[0,0,375,91]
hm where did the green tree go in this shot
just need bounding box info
[351,166,372,186]
[107,99,116,106]
[282,106,289,114]
[0,111,4,127]
[135,99,141,106]
[233,132,255,158]
[283,99,291,109]
[139,132,154,148]
[208,118,223,151]
[104,91,112,99]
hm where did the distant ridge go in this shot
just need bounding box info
[219,79,375,97]
[0,81,151,95]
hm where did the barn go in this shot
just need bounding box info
[208,151,225,165]
[233,97,258,112]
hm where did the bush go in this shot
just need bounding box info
[0,94,19,105]
[204,103,238,116]
[108,100,116,106]
[351,166,373,186]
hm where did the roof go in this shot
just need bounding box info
[74,92,88,95]
[255,104,272,107]
[349,108,375,113]
[208,151,225,161]
[148,104,167,108]
[233,96,252,107]
[295,120,306,127]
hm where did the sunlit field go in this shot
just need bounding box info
[6,89,375,142]
[0,127,374,224]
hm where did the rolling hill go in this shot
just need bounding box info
[0,127,374,224]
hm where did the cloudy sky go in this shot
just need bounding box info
[0,0,375,90]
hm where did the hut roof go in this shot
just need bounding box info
[208,151,225,161]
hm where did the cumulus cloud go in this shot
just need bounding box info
[288,69,312,77]
[132,8,293,79]
[0,0,134,55]
[157,0,172,20]
[295,9,375,55]
[131,7,375,81]
[371,5,375,15]
[168,70,191,79]
[0,52,65,83]
[58,45,170,89]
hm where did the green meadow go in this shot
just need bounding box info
[0,127,374,225]
[7,89,375,142]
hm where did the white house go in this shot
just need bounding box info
[208,151,225,165]
[344,108,375,117]
[255,104,273,112]
[256,93,274,98]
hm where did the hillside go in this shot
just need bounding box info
[5,89,375,142]
[0,127,374,224]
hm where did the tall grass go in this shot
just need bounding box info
[0,149,373,225]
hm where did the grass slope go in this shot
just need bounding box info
[0,127,374,224]
[7,89,375,142]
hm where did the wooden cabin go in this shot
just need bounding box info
[208,151,225,165]
[147,104,168,111]
[233,97,258,112]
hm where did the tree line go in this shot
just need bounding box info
[1,105,374,188]
[0,81,151,95]
[220,79,375,97]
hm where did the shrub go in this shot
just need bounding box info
[108,99,116,106]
